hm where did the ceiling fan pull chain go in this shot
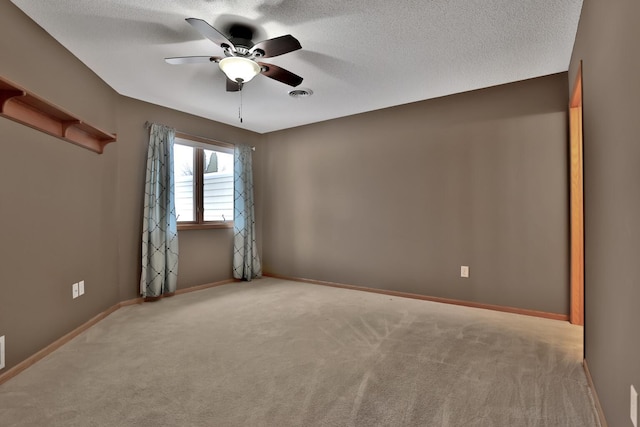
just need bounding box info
[239,87,244,123]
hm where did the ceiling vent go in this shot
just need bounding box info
[288,88,313,98]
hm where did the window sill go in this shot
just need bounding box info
[178,222,233,231]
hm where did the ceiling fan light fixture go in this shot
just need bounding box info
[219,57,261,83]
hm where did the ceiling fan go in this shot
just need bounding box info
[166,18,303,92]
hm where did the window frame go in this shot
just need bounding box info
[174,132,234,231]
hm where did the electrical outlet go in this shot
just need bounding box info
[79,280,85,296]
[72,283,79,299]
[632,385,638,427]
[460,266,469,278]
[0,335,5,370]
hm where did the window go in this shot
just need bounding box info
[173,135,234,230]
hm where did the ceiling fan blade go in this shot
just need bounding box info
[186,18,234,49]
[250,35,301,58]
[165,56,221,65]
[226,78,241,92]
[258,62,303,87]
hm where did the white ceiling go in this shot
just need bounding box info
[10,0,583,134]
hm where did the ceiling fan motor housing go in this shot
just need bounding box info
[225,24,261,57]
[226,39,252,55]
[166,18,303,90]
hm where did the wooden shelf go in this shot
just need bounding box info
[0,76,116,154]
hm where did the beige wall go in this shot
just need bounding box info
[0,2,120,370]
[262,73,569,314]
[569,0,640,424]
[0,2,263,372]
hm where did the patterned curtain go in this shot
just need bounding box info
[140,123,179,297]
[233,144,262,281]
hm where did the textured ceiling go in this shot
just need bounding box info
[10,0,583,134]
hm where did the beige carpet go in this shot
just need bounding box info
[0,278,599,426]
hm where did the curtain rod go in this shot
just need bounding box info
[144,121,255,151]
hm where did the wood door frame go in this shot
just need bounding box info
[569,62,584,326]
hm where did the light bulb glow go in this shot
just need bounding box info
[218,57,261,83]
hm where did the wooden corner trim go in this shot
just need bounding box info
[263,273,569,321]
[583,359,609,427]
[570,61,583,108]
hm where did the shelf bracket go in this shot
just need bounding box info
[61,120,82,138]
[0,90,26,113]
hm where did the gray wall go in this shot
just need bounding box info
[261,73,570,314]
[569,0,640,425]
[0,2,262,372]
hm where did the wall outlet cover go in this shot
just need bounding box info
[632,385,638,427]
[0,335,5,370]
[79,280,85,296]
[460,266,469,278]
[72,283,79,299]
